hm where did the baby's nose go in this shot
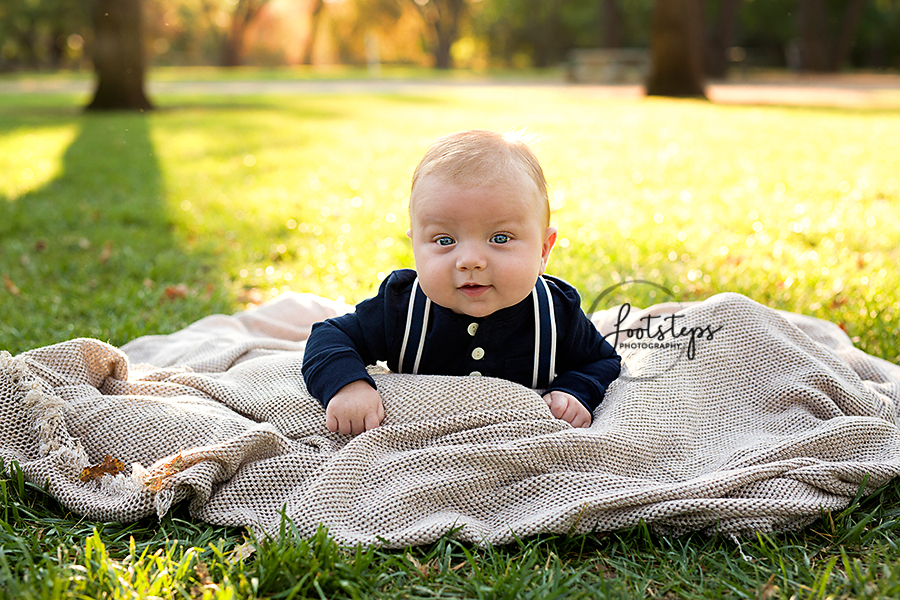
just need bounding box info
[456,244,486,270]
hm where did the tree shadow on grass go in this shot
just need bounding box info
[0,110,232,355]
[710,99,900,117]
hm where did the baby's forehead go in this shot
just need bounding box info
[409,173,549,225]
[411,172,542,204]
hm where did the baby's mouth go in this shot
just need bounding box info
[459,282,490,297]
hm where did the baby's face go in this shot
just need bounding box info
[408,175,556,318]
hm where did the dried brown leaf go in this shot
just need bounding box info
[237,287,264,305]
[144,452,205,491]
[759,574,779,600]
[164,283,189,300]
[190,561,220,597]
[3,274,21,297]
[406,553,431,578]
[99,241,113,263]
[79,455,125,482]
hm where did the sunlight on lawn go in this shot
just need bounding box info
[2,83,900,600]
[148,89,900,354]
[0,126,76,199]
[1,86,898,360]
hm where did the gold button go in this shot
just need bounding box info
[470,371,482,377]
[472,347,485,360]
[467,323,479,336]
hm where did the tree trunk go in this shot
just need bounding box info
[797,0,831,71]
[220,0,270,67]
[86,0,153,111]
[798,0,867,72]
[645,0,706,98]
[529,0,562,67]
[601,0,623,48]
[705,0,742,79]
[416,0,465,70]
[18,26,37,69]
[221,11,247,67]
[221,28,243,67]
[433,31,455,69]
[829,0,866,70]
[50,28,67,69]
[300,0,325,66]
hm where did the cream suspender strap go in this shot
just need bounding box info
[398,276,557,387]
[531,275,557,388]
[397,277,431,374]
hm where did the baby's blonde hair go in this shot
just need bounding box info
[410,129,550,226]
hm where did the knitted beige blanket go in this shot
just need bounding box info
[2,291,899,547]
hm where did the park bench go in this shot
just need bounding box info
[566,48,650,83]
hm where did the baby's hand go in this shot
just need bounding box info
[543,391,591,428]
[325,380,385,435]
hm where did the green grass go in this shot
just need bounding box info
[2,77,900,598]
[0,64,567,88]
[6,458,900,599]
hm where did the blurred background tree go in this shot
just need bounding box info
[705,0,742,78]
[220,0,274,66]
[86,0,153,110]
[0,0,89,70]
[411,0,469,69]
[470,0,652,68]
[796,0,866,71]
[2,0,899,81]
[646,0,707,97]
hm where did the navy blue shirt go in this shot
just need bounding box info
[301,269,620,413]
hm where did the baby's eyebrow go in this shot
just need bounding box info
[487,220,528,231]
[416,215,530,230]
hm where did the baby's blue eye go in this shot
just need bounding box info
[491,233,510,244]
[436,236,455,246]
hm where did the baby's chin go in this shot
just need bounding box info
[450,297,529,319]
[424,284,533,318]
[445,302,498,318]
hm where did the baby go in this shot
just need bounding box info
[302,129,620,435]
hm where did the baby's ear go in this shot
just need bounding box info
[540,226,558,273]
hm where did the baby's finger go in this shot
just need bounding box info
[564,402,591,428]
[325,414,339,433]
[364,410,382,431]
[547,394,567,419]
[571,411,590,428]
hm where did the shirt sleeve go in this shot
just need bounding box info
[301,270,415,407]
[543,278,621,413]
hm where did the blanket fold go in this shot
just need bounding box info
[2,291,899,547]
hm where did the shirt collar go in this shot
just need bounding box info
[431,292,534,324]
